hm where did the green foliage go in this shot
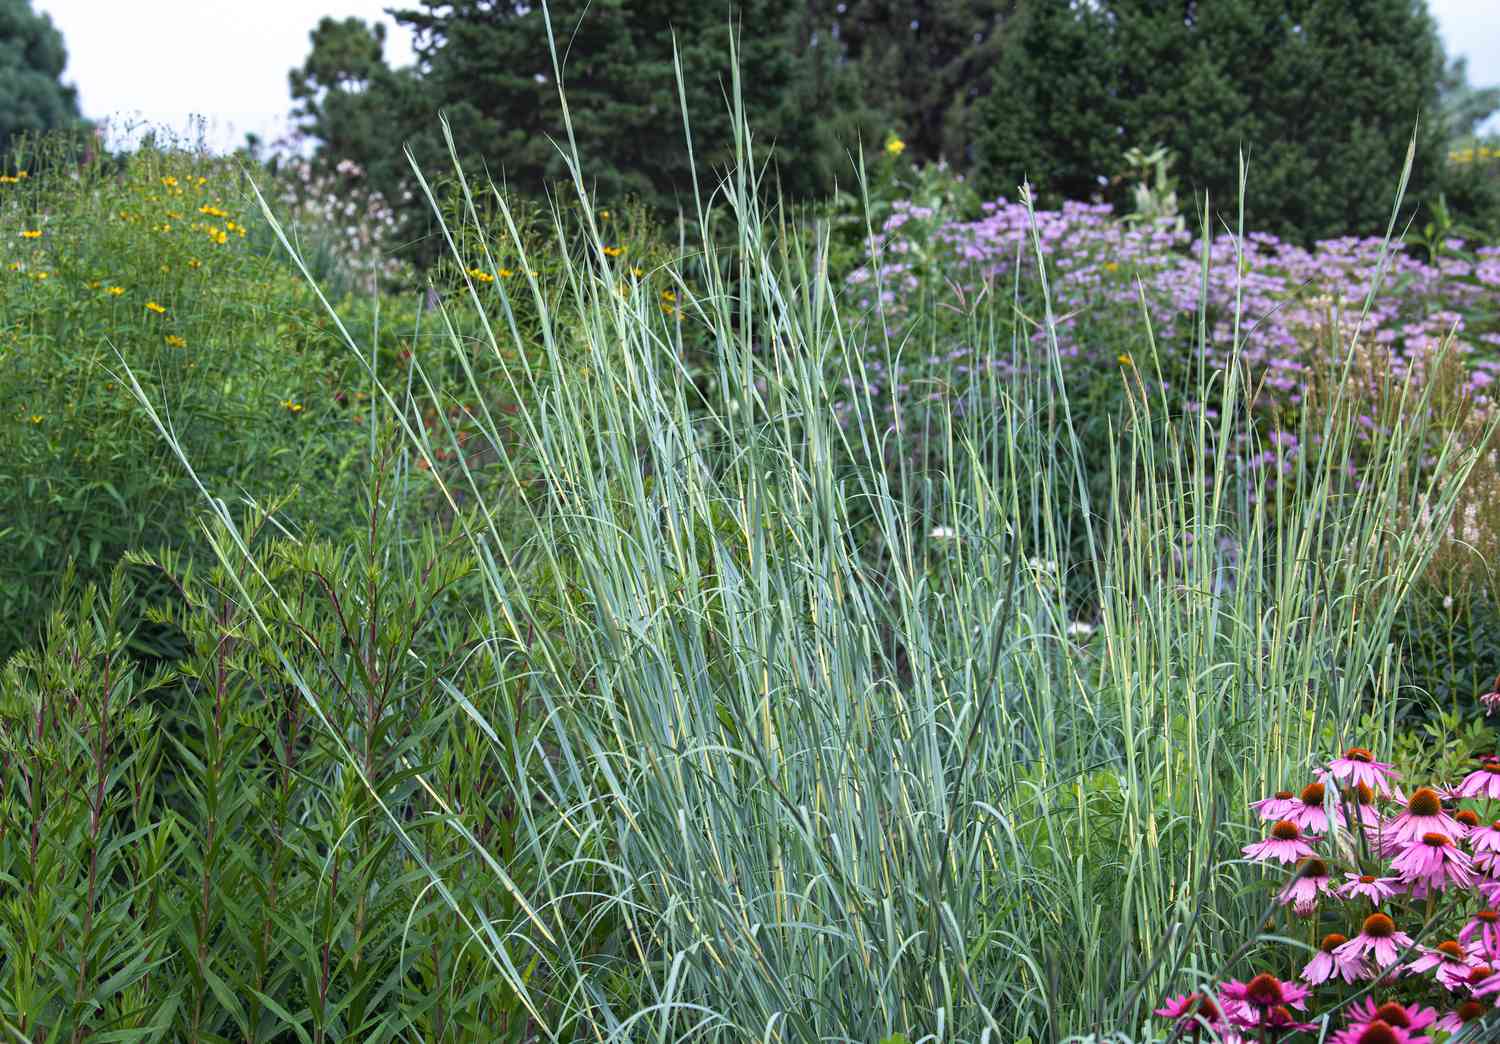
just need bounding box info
[290,2,878,264]
[0,470,591,1037]
[0,0,83,160]
[821,0,1018,167]
[975,0,1449,245]
[0,138,367,658]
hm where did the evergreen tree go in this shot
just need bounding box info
[975,0,1448,244]
[291,0,874,236]
[0,0,83,160]
[828,0,1018,169]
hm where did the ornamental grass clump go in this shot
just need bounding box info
[1155,738,1500,1042]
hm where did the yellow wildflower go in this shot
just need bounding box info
[0,175,17,185]
[885,136,906,157]
[661,289,676,302]
[1117,353,1133,367]
[161,176,178,188]
[603,245,624,258]
[145,301,166,315]
[187,258,201,269]
[281,399,304,414]
[631,266,644,278]
[30,271,49,281]
[164,334,187,348]
[85,280,101,289]
[20,229,41,239]
[6,262,20,272]
[107,286,125,296]
[467,266,495,283]
[498,267,515,278]
[198,204,228,218]
[1103,261,1119,272]
[29,415,42,425]
[599,210,611,220]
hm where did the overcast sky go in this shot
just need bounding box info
[29,0,1500,153]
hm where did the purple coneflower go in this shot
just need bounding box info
[1243,820,1318,864]
[1278,857,1332,910]
[1460,908,1500,958]
[1336,912,1414,969]
[1342,998,1437,1034]
[1384,787,1462,847]
[1285,781,1344,833]
[1390,832,1475,891]
[1250,790,1300,821]
[1303,932,1365,985]
[1454,757,1500,800]
[1406,939,1477,991]
[1154,991,1231,1040]
[1328,1018,1429,1044]
[1337,872,1402,904]
[1434,999,1487,1036]
[1325,746,1401,795]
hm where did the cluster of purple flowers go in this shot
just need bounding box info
[1157,745,1500,1040]
[845,198,1500,464]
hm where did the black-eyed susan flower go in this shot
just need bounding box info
[603,245,623,258]
[20,229,41,239]
[107,286,125,296]
[281,399,304,414]
[145,301,166,315]
[164,334,186,348]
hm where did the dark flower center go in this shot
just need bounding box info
[1374,1002,1410,1027]
[1408,787,1443,816]
[1484,757,1500,774]
[1351,782,1374,804]
[1469,964,1494,984]
[1243,972,1283,1007]
[1320,932,1348,952]
[1459,999,1485,1021]
[1345,747,1374,762]
[1300,781,1325,805]
[1273,790,1294,801]
[1359,874,1378,884]
[1479,910,1500,924]
[1295,857,1328,879]
[1363,913,1396,939]
[1270,820,1301,841]
[1437,940,1465,960]
[1356,1023,1399,1044]
[1458,809,1481,827]
[1421,832,1451,848]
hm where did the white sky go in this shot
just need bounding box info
[28,0,1500,153]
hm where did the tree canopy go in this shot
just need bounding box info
[975,0,1451,244]
[0,0,83,160]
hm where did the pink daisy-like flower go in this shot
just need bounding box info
[1483,689,1500,716]
[1325,746,1401,796]
[1154,991,1232,1039]
[1342,998,1438,1034]
[1406,940,1477,991]
[1243,820,1318,864]
[1384,787,1462,847]
[1469,819,1500,866]
[1434,998,1488,1035]
[1235,1003,1317,1035]
[1278,857,1333,910]
[1337,912,1414,969]
[1341,782,1384,828]
[1285,781,1345,833]
[1250,790,1300,821]
[1471,962,1500,998]
[1390,832,1475,891]
[1460,909,1500,958]
[1454,757,1500,800]
[1219,972,1310,1013]
[1303,932,1366,985]
[1329,1019,1429,1044]
[1337,872,1403,904]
